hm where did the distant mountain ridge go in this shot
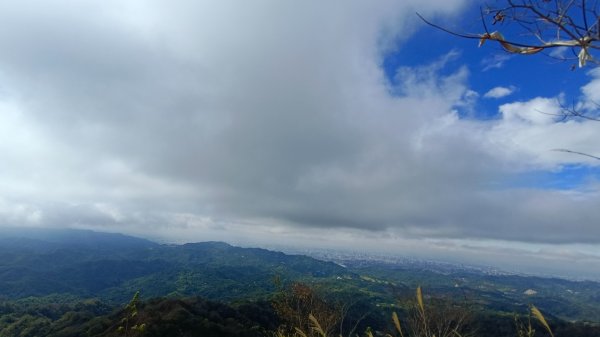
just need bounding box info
[0,227,348,302]
[0,227,157,253]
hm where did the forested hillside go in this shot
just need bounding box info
[1,229,599,337]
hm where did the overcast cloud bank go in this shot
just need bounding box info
[1,1,599,278]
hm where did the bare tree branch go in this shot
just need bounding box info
[553,148,600,160]
[418,0,600,68]
[418,1,600,161]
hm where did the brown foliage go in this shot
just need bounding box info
[272,283,342,337]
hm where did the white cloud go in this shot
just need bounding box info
[498,97,560,125]
[484,85,516,99]
[549,47,569,59]
[481,53,513,71]
[1,1,600,279]
[484,91,600,168]
[580,68,600,109]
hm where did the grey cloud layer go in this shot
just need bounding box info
[1,1,600,247]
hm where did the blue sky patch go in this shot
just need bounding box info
[382,11,591,121]
[506,164,600,190]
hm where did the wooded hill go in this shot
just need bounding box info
[1,228,599,337]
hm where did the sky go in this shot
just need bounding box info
[1,1,600,279]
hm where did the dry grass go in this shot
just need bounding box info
[274,285,554,337]
[531,305,554,337]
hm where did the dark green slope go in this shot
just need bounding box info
[0,296,275,337]
[0,228,348,303]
